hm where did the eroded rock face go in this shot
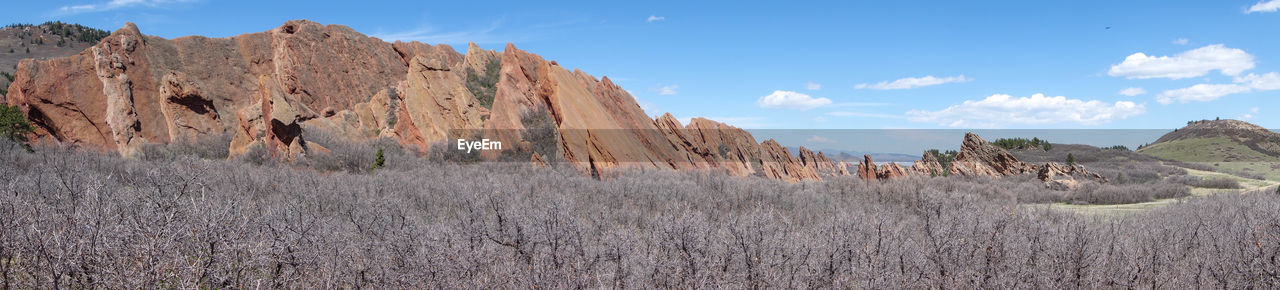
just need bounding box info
[858,154,908,180]
[5,20,840,181]
[877,162,908,179]
[798,147,846,177]
[1037,161,1107,190]
[858,155,878,180]
[158,72,222,142]
[950,132,1037,177]
[910,151,946,176]
[398,55,485,145]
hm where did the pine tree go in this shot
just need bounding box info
[370,148,386,171]
[1,104,35,150]
[1066,153,1075,166]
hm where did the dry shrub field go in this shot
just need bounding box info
[1,139,1278,288]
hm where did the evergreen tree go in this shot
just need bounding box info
[370,148,386,171]
[1066,153,1075,166]
[1,104,34,150]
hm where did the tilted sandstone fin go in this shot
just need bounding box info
[6,21,837,181]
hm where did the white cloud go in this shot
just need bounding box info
[1235,72,1280,90]
[855,75,972,90]
[805,81,822,90]
[806,136,834,144]
[54,0,194,15]
[1118,87,1147,96]
[1247,0,1280,13]
[646,15,665,22]
[1156,84,1252,104]
[906,93,1145,127]
[658,85,679,95]
[810,116,828,122]
[374,20,509,45]
[1172,38,1189,45]
[1242,107,1259,119]
[1155,72,1280,104]
[756,90,832,110]
[1107,44,1255,79]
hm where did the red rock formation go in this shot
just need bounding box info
[1038,161,1107,190]
[949,132,1037,177]
[877,162,908,179]
[910,151,946,176]
[857,155,878,180]
[4,20,841,181]
[798,147,846,177]
[858,154,908,180]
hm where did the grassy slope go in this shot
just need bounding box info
[1138,137,1280,180]
[1138,137,1278,162]
[1045,164,1279,217]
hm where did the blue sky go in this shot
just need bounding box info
[6,1,1279,137]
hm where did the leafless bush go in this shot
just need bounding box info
[139,132,232,161]
[0,145,1277,288]
[1190,177,1242,189]
[1166,175,1203,185]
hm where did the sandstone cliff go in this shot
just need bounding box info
[5,20,837,181]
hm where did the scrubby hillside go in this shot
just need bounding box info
[1139,119,1280,162]
[0,22,109,96]
[1138,119,1280,180]
[1,139,1278,288]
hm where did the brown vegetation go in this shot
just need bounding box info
[0,138,1275,288]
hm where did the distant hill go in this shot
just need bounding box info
[0,21,109,96]
[1137,119,1280,163]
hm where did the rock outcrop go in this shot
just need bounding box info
[858,154,908,180]
[1038,161,1107,190]
[949,132,1037,177]
[909,151,946,176]
[858,155,878,180]
[877,162,908,179]
[891,132,1107,189]
[799,147,848,177]
[5,20,841,181]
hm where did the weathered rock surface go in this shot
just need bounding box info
[4,20,840,181]
[910,151,946,176]
[798,147,847,177]
[877,162,908,179]
[858,154,908,180]
[858,155,878,180]
[949,132,1037,177]
[1038,161,1107,190]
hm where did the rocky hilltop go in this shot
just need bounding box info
[0,22,109,97]
[1138,119,1280,162]
[4,20,845,181]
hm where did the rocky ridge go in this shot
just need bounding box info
[861,132,1107,189]
[5,20,847,181]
